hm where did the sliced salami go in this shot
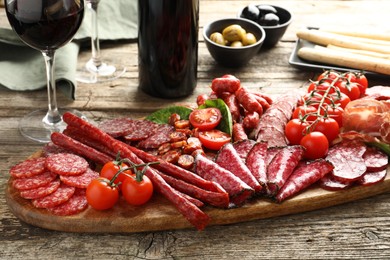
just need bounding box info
[45,153,89,176]
[356,169,387,186]
[320,173,353,191]
[232,139,256,161]
[60,168,99,189]
[215,143,262,193]
[195,154,254,207]
[13,171,57,190]
[47,188,88,216]
[123,120,161,141]
[19,178,61,200]
[98,117,136,138]
[32,183,76,208]
[246,142,268,188]
[42,142,70,156]
[267,145,305,197]
[138,124,175,149]
[363,147,388,172]
[9,157,46,178]
[276,159,334,202]
[325,140,367,181]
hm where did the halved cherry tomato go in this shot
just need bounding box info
[86,177,119,210]
[312,117,340,143]
[189,107,222,131]
[198,129,231,150]
[300,132,329,160]
[100,161,133,190]
[122,174,153,206]
[292,105,318,121]
[285,119,309,145]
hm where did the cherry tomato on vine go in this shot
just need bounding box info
[335,80,361,101]
[189,107,222,131]
[307,81,335,95]
[320,105,344,128]
[122,174,154,206]
[86,178,119,210]
[292,105,318,121]
[285,119,310,145]
[300,132,329,160]
[100,161,133,190]
[328,92,351,109]
[351,73,368,96]
[317,70,340,83]
[312,118,340,143]
[198,129,231,150]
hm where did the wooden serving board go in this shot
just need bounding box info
[5,167,390,233]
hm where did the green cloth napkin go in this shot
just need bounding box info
[0,0,138,100]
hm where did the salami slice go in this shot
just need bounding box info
[98,117,136,138]
[9,157,46,178]
[123,120,161,141]
[363,147,389,172]
[13,171,57,190]
[195,154,254,207]
[32,183,76,208]
[267,145,304,197]
[276,159,334,202]
[246,142,268,188]
[356,169,387,186]
[60,168,99,189]
[215,143,262,193]
[45,153,89,176]
[19,178,61,200]
[232,139,256,161]
[320,173,353,191]
[325,140,367,181]
[47,188,88,216]
[138,124,175,149]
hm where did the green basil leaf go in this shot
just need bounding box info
[199,98,233,135]
[145,106,193,124]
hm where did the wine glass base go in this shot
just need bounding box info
[19,109,87,143]
[76,58,126,84]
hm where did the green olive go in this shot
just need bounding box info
[230,41,244,48]
[210,32,226,46]
[242,33,257,46]
[222,24,246,42]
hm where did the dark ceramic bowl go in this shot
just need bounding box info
[203,18,266,67]
[238,5,292,47]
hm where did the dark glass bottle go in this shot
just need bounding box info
[138,0,199,98]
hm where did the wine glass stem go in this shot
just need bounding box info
[88,0,102,68]
[42,50,61,126]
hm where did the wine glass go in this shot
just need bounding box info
[76,0,126,83]
[5,0,85,143]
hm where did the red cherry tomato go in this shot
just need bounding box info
[198,129,231,150]
[86,178,119,210]
[100,161,133,190]
[307,81,335,95]
[300,132,329,160]
[328,92,351,109]
[321,105,344,128]
[285,119,309,145]
[189,107,222,131]
[122,174,154,206]
[317,70,340,83]
[351,73,368,96]
[335,80,361,101]
[312,118,340,143]
[292,105,318,121]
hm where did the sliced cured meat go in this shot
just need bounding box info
[232,123,248,142]
[32,183,76,208]
[276,159,334,202]
[123,120,161,141]
[232,139,256,161]
[364,86,390,101]
[137,124,175,149]
[215,143,262,193]
[363,147,388,172]
[9,157,46,178]
[60,168,99,189]
[265,147,283,166]
[45,153,89,176]
[98,117,136,138]
[246,142,268,188]
[195,154,254,207]
[42,142,69,156]
[257,125,287,148]
[19,178,61,200]
[325,140,367,181]
[320,173,353,191]
[267,145,305,197]
[47,188,88,216]
[356,169,387,186]
[13,171,57,190]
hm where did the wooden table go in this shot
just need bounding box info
[1,0,390,258]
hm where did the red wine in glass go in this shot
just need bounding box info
[5,0,85,143]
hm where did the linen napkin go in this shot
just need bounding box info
[0,0,138,100]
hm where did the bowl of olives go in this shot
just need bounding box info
[238,4,292,47]
[203,18,266,67]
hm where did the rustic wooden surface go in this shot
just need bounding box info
[1,0,390,259]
